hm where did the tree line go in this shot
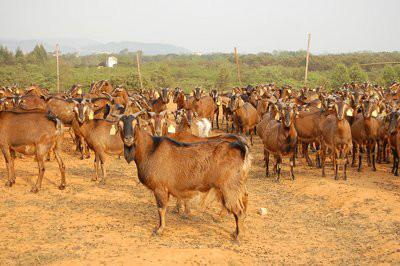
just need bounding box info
[0,44,399,92]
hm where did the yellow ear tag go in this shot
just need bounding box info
[77,88,82,95]
[110,125,117,135]
[167,125,176,133]
[274,113,280,120]
[381,110,386,116]
[317,102,322,108]
[371,110,378,118]
[346,109,353,117]
[287,89,292,94]
[89,111,94,120]
[216,99,221,106]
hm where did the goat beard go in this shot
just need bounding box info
[123,145,135,164]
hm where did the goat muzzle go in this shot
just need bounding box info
[123,136,135,147]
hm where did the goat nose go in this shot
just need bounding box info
[124,136,134,143]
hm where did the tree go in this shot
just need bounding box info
[381,65,397,86]
[28,44,48,64]
[330,63,350,89]
[150,66,173,88]
[349,64,368,83]
[15,47,24,64]
[0,45,15,65]
[215,66,230,90]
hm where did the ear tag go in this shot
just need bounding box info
[77,88,82,95]
[371,110,378,118]
[110,125,117,135]
[274,113,280,120]
[317,102,322,108]
[89,110,94,120]
[167,125,176,133]
[287,89,292,94]
[346,109,354,117]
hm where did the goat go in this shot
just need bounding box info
[351,98,382,172]
[388,110,399,175]
[119,113,251,239]
[0,111,65,192]
[229,95,259,145]
[320,99,353,180]
[151,88,170,113]
[256,102,297,180]
[71,99,124,185]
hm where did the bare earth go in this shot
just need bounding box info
[0,130,400,265]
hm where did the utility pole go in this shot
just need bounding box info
[56,43,60,93]
[234,47,242,87]
[136,50,143,90]
[304,33,311,86]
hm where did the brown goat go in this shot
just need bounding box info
[71,99,124,184]
[0,111,65,192]
[256,102,297,180]
[320,100,353,180]
[119,113,251,239]
[229,95,259,145]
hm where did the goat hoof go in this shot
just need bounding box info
[395,173,399,176]
[152,227,163,236]
[230,232,241,242]
[5,180,13,187]
[91,177,97,182]
[98,180,106,186]
[30,186,39,193]
[372,168,377,172]
[58,184,66,190]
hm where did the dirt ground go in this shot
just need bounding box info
[1,124,400,265]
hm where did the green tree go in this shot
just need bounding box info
[150,66,173,87]
[349,64,368,83]
[28,44,48,64]
[15,47,24,64]
[0,46,15,65]
[330,63,350,89]
[381,65,397,86]
[215,66,231,90]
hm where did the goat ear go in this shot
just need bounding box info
[346,108,354,117]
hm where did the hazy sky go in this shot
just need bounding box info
[1,0,399,53]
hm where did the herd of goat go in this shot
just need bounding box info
[1,80,400,239]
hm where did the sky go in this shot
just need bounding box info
[0,0,399,54]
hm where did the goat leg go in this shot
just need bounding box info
[93,153,100,181]
[31,152,45,193]
[264,149,270,177]
[290,155,295,180]
[351,143,356,167]
[358,146,363,172]
[153,189,169,236]
[54,149,66,190]
[275,156,281,182]
[2,147,15,187]
[99,156,106,186]
[321,146,326,177]
[371,143,377,171]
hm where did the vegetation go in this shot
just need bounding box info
[0,44,399,92]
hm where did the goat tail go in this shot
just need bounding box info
[196,118,212,137]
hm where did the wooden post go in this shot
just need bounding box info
[136,50,143,90]
[304,33,311,86]
[56,43,60,93]
[234,47,242,87]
